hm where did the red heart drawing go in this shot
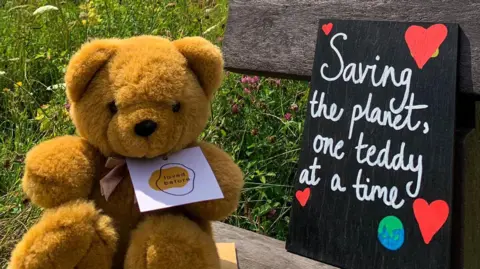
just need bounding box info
[322,23,333,36]
[413,199,449,244]
[295,187,311,207]
[405,24,448,69]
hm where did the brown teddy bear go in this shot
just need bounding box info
[8,36,244,269]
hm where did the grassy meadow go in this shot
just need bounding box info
[0,0,309,266]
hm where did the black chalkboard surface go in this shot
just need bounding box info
[286,20,459,269]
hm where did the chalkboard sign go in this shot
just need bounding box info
[286,19,459,269]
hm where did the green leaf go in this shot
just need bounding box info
[34,53,45,60]
[258,204,272,216]
[260,176,266,184]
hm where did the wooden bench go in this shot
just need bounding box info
[213,222,335,268]
[216,1,480,269]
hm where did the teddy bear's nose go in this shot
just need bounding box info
[134,120,157,137]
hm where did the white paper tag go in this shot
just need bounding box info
[126,146,224,212]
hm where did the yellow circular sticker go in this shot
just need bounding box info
[149,164,195,196]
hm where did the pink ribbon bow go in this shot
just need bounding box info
[100,157,128,201]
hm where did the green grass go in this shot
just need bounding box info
[0,0,309,266]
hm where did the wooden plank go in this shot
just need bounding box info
[223,0,480,95]
[212,222,336,269]
[459,102,480,269]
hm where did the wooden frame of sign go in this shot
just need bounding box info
[222,1,480,269]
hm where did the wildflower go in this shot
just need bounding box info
[267,208,277,219]
[273,78,281,86]
[241,76,249,84]
[267,136,276,143]
[82,20,87,25]
[241,75,260,87]
[64,103,71,111]
[243,88,251,94]
[231,103,240,114]
[0,71,5,76]
[15,82,22,87]
[40,104,49,109]
[290,103,299,112]
[79,11,88,19]
[251,129,258,136]
[284,113,292,121]
[46,83,66,91]
[3,88,10,93]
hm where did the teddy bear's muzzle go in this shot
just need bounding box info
[134,119,157,137]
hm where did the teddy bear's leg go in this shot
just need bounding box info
[8,200,117,269]
[124,213,220,269]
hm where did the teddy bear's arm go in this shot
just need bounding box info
[184,141,244,221]
[22,136,100,208]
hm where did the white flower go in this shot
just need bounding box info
[33,5,59,15]
[46,83,65,91]
[0,71,5,76]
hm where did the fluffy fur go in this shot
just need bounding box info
[9,36,244,269]
[22,136,101,208]
[8,201,117,269]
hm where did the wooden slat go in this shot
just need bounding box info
[213,222,336,269]
[460,103,480,269]
[223,0,480,95]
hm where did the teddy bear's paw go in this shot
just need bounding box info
[22,135,99,208]
[124,213,220,269]
[184,142,244,221]
[8,200,117,269]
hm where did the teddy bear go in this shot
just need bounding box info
[8,35,244,269]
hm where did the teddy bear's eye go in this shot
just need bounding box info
[172,102,181,113]
[108,101,118,114]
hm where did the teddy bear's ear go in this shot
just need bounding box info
[65,39,118,102]
[173,37,224,99]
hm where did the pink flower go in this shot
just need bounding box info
[267,208,277,219]
[231,103,240,114]
[64,103,71,111]
[243,88,251,94]
[274,79,281,86]
[284,113,292,121]
[241,75,260,87]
